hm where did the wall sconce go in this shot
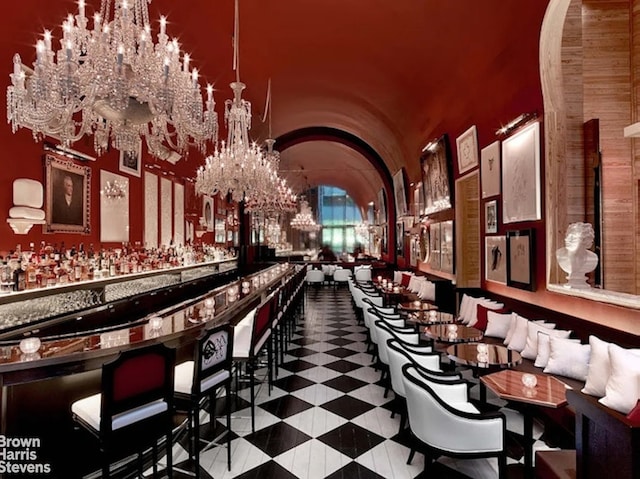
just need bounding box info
[421,138,440,153]
[496,112,538,136]
[100,180,127,201]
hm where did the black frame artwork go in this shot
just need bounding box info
[506,229,535,290]
[420,134,453,215]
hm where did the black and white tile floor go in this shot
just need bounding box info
[168,287,557,479]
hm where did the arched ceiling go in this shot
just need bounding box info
[1,0,550,211]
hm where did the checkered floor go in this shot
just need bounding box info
[167,286,556,479]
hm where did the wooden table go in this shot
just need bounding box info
[481,369,570,478]
[447,343,522,370]
[404,310,455,326]
[398,300,438,312]
[422,324,483,344]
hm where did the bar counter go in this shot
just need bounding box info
[0,262,295,477]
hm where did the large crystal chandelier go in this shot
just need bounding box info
[195,82,277,202]
[7,0,218,157]
[290,199,321,232]
[194,0,279,203]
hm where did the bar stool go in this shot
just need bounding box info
[71,343,176,478]
[174,324,234,477]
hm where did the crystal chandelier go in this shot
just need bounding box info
[7,0,218,157]
[244,176,297,214]
[290,199,321,232]
[195,82,278,202]
[355,221,371,242]
[194,0,279,203]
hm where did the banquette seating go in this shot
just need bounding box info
[454,291,640,479]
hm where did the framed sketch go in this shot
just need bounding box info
[421,134,453,215]
[45,154,91,233]
[393,169,408,217]
[377,188,387,225]
[440,220,454,274]
[485,200,498,234]
[485,235,507,284]
[456,125,479,175]
[502,122,541,223]
[396,221,404,257]
[429,222,441,270]
[202,196,214,231]
[506,229,535,290]
[419,225,430,263]
[100,170,129,242]
[413,183,424,219]
[409,236,419,267]
[481,140,501,198]
[214,217,225,243]
[118,139,142,177]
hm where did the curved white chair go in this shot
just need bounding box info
[305,269,325,288]
[333,268,352,287]
[402,364,507,479]
[354,267,372,282]
[387,338,459,433]
[373,319,418,396]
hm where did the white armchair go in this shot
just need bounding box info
[402,363,507,479]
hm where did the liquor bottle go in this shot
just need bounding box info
[13,260,25,292]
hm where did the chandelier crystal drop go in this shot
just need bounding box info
[7,0,218,158]
[290,199,321,232]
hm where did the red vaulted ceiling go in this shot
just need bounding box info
[0,0,549,210]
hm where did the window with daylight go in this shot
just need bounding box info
[317,186,363,254]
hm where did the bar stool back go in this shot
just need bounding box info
[71,343,176,478]
[174,324,234,477]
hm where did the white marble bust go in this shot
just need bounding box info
[556,222,599,289]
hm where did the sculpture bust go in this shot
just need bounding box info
[556,222,599,289]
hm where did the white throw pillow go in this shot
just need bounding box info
[503,313,518,346]
[544,336,591,381]
[484,310,513,339]
[599,343,640,414]
[467,299,504,327]
[582,336,613,397]
[521,322,570,360]
[458,294,473,322]
[534,332,580,368]
[506,314,533,352]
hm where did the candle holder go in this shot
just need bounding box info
[428,310,438,320]
[19,337,41,355]
[521,373,538,389]
[148,315,164,330]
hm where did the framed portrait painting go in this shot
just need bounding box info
[506,229,535,290]
[485,235,507,284]
[456,125,479,175]
[485,200,498,234]
[481,140,501,198]
[421,134,453,215]
[45,154,91,233]
[393,169,408,217]
[119,139,142,177]
[502,122,541,223]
